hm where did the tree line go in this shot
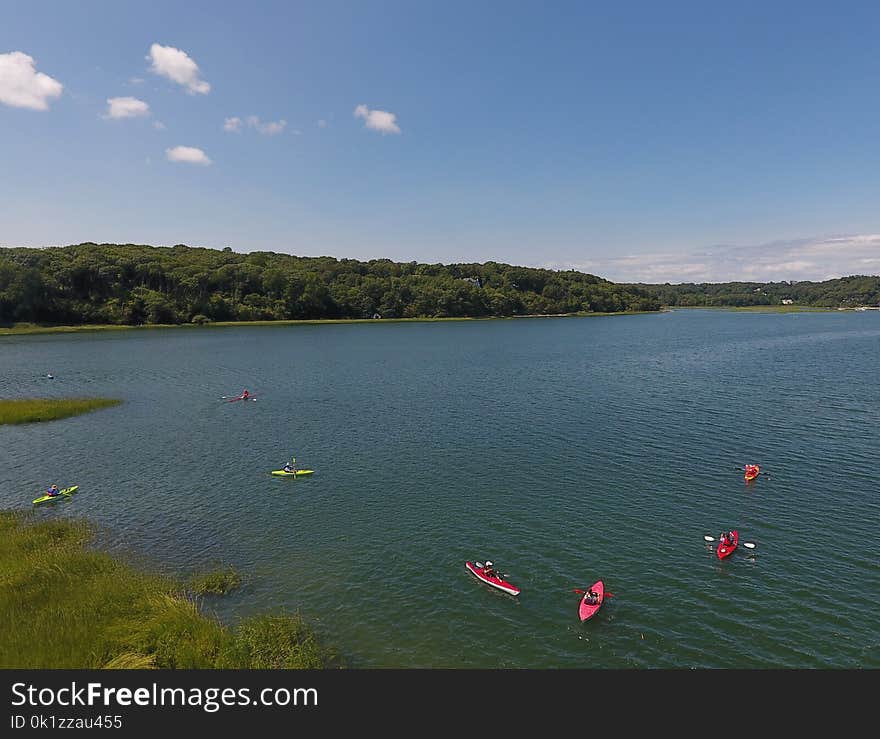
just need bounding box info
[0,243,660,325]
[627,277,880,308]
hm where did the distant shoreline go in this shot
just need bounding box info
[2,305,861,337]
[669,305,836,313]
[0,310,656,337]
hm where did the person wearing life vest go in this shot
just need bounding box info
[46,484,60,497]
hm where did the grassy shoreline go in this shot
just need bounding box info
[0,511,332,669]
[0,398,122,426]
[668,304,835,313]
[0,310,654,337]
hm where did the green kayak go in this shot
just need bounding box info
[270,470,315,477]
[33,485,79,505]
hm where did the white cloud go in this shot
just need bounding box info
[153,120,166,130]
[354,104,401,134]
[232,115,287,135]
[147,43,210,94]
[165,145,212,165]
[549,234,880,283]
[128,77,145,86]
[799,234,880,255]
[104,96,150,119]
[256,118,286,135]
[0,51,63,110]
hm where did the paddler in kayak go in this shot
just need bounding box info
[481,561,499,578]
[718,531,735,547]
[583,587,601,605]
[283,458,297,474]
[45,484,60,497]
[241,389,250,400]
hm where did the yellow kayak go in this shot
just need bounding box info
[270,470,315,477]
[33,485,79,505]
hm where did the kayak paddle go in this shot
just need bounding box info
[703,535,756,549]
[573,588,614,597]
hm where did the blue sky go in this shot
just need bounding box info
[2,1,879,281]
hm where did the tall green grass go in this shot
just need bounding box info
[0,511,334,669]
[0,398,122,425]
[189,567,242,595]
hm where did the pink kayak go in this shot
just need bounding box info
[578,580,605,622]
[465,561,520,596]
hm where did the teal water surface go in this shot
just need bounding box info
[1,310,878,667]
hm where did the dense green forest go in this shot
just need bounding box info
[628,277,880,308]
[1,243,877,327]
[0,243,659,325]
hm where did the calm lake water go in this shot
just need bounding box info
[2,310,878,668]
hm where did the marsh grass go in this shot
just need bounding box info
[189,567,242,595]
[0,511,333,669]
[0,398,122,425]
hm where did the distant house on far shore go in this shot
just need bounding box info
[782,299,794,305]
[371,312,382,319]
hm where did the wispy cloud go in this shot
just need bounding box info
[152,120,166,130]
[261,121,286,135]
[223,116,242,133]
[317,119,327,128]
[549,235,880,283]
[0,51,63,110]
[248,116,286,135]
[165,145,212,165]
[354,104,401,134]
[104,96,150,119]
[226,115,287,135]
[147,43,210,95]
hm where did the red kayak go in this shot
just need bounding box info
[717,530,739,559]
[744,465,760,482]
[465,561,520,596]
[578,580,605,622]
